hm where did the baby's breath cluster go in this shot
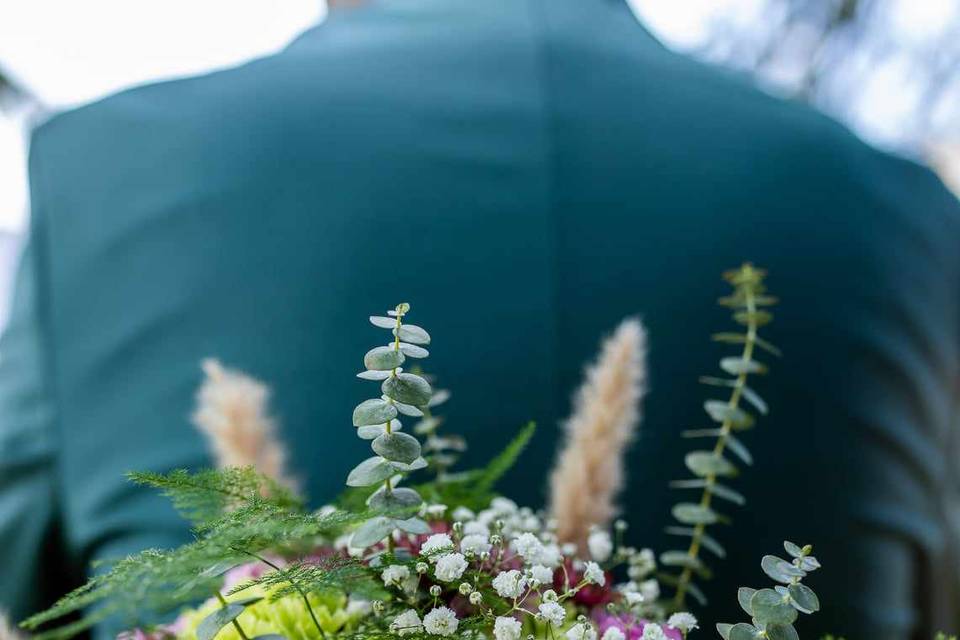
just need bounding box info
[349,303,435,548]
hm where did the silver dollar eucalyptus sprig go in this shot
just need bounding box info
[348,302,434,549]
[664,263,780,609]
[717,541,822,640]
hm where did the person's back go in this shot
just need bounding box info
[1,1,958,638]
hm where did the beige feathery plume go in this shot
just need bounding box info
[548,318,648,552]
[192,359,296,491]
[0,612,26,640]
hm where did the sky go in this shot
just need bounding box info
[0,0,957,235]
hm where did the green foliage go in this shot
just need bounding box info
[227,556,386,603]
[664,263,779,609]
[717,541,821,640]
[348,304,434,548]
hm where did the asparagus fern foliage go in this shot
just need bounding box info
[348,303,434,548]
[662,263,780,609]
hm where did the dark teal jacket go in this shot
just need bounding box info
[2,1,958,638]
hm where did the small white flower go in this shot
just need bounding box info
[423,607,459,637]
[639,579,660,602]
[566,622,597,640]
[541,589,558,603]
[640,625,667,640]
[390,610,422,636]
[583,561,606,586]
[346,598,372,616]
[452,506,476,522]
[421,533,455,560]
[464,520,490,536]
[519,514,542,532]
[492,569,527,598]
[625,591,645,606]
[434,553,468,582]
[602,628,625,640]
[469,591,483,605]
[666,613,698,634]
[628,548,656,580]
[539,543,563,568]
[587,530,613,562]
[537,601,566,626]
[381,564,410,587]
[511,532,545,563]
[561,542,578,556]
[460,534,492,556]
[490,497,519,514]
[423,503,448,517]
[529,564,554,585]
[494,616,523,640]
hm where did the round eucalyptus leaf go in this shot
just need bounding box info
[357,420,402,440]
[197,597,263,640]
[672,502,719,525]
[734,310,773,327]
[685,451,738,477]
[750,589,797,625]
[395,516,431,534]
[393,456,428,472]
[710,482,746,506]
[699,531,727,558]
[357,369,395,380]
[351,516,396,548]
[720,357,767,375]
[783,541,804,558]
[737,587,757,615]
[364,346,405,371]
[729,622,758,640]
[716,623,733,640]
[428,389,451,407]
[788,583,819,613]
[370,316,396,329]
[394,324,431,345]
[368,486,423,511]
[659,551,708,576]
[398,342,429,358]
[382,373,432,407]
[372,432,422,464]
[686,581,708,606]
[346,457,397,487]
[390,398,425,417]
[725,435,753,466]
[413,416,441,434]
[765,623,799,640]
[353,399,398,427]
[798,556,820,571]
[761,555,805,583]
[741,385,768,415]
[704,400,755,429]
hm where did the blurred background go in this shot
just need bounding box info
[0,0,958,328]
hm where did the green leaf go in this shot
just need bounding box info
[672,502,718,525]
[428,389,450,407]
[474,422,536,493]
[685,451,738,477]
[659,551,710,577]
[716,623,733,640]
[766,623,799,640]
[367,486,422,511]
[761,555,805,583]
[750,589,798,625]
[352,399,398,427]
[740,386,768,415]
[703,400,755,429]
[357,420,402,440]
[351,516,395,548]
[663,526,724,557]
[669,479,710,490]
[788,583,820,613]
[798,556,821,571]
[197,597,262,640]
[755,336,782,357]
[394,324,431,345]
[710,482,746,506]
[382,373,432,407]
[200,560,242,579]
[686,580,708,606]
[738,587,756,615]
[700,376,737,388]
[391,398,425,417]
[682,428,724,438]
[364,346,405,371]
[372,432,422,465]
[393,457,428,472]
[725,435,753,466]
[729,622,759,640]
[394,517,431,534]
[346,457,397,487]
[720,357,767,375]
[357,369,396,381]
[369,316,396,329]
[733,310,773,327]
[399,343,429,358]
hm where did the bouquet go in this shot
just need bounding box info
[22,264,865,640]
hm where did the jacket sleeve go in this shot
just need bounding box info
[0,231,60,623]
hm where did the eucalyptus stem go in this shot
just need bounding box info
[214,592,251,640]
[673,274,762,609]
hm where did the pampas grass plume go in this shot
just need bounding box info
[548,318,648,552]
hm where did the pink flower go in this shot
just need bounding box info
[594,613,682,640]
